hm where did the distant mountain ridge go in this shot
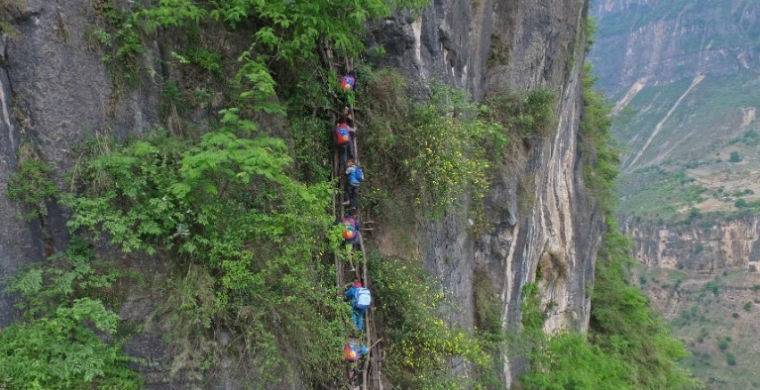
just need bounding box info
[591,0,760,217]
[592,0,760,98]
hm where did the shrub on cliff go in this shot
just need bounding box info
[370,254,489,388]
[64,129,348,385]
[0,298,140,389]
[4,240,139,389]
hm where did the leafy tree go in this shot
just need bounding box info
[64,129,349,385]
[726,352,737,366]
[360,69,510,216]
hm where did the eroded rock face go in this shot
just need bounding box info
[624,216,760,273]
[0,0,599,387]
[0,0,161,326]
[373,0,602,384]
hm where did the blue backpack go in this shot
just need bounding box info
[350,166,364,184]
[355,287,372,309]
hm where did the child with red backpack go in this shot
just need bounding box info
[340,73,357,93]
[343,336,369,387]
[341,215,360,245]
[334,116,355,169]
[343,337,369,362]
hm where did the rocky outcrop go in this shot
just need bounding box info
[0,0,600,387]
[623,215,760,273]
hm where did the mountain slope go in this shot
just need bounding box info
[591,0,760,218]
[592,1,760,388]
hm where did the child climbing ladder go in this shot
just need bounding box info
[332,70,378,390]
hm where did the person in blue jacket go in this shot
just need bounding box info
[344,160,363,211]
[345,279,371,331]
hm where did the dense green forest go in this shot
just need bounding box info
[1,1,697,388]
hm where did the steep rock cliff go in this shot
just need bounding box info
[0,0,599,387]
[371,0,599,383]
[0,0,160,326]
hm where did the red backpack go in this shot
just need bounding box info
[343,344,358,362]
[340,75,356,92]
[335,123,351,145]
[342,217,357,241]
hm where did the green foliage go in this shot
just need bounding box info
[6,156,58,221]
[580,64,619,211]
[726,352,737,366]
[370,254,489,388]
[484,88,556,140]
[2,235,139,388]
[8,238,122,318]
[519,284,631,389]
[730,129,760,146]
[64,129,349,385]
[403,85,504,214]
[590,220,697,389]
[360,69,509,217]
[729,151,742,163]
[102,0,429,108]
[743,301,753,312]
[472,272,505,387]
[171,47,223,76]
[718,338,730,352]
[520,283,544,335]
[705,281,720,296]
[617,167,707,220]
[0,298,140,389]
[521,333,631,390]
[584,16,598,53]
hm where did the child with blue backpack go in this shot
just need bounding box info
[345,279,372,332]
[345,160,364,211]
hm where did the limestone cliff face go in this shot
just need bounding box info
[0,0,599,387]
[372,0,600,384]
[0,0,161,326]
[623,216,760,273]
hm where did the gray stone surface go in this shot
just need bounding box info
[0,0,161,365]
[373,0,602,384]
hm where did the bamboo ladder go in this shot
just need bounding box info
[323,48,380,390]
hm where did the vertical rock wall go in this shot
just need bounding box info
[373,0,601,384]
[0,0,160,325]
